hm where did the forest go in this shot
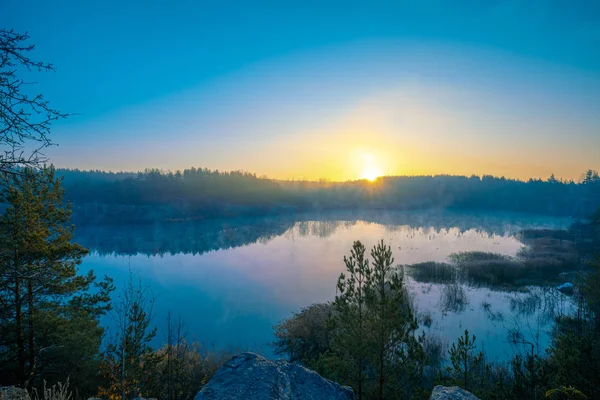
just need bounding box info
[59,168,600,225]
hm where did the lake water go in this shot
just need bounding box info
[76,210,574,363]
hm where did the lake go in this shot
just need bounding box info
[76,210,574,363]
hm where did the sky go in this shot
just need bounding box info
[3,0,600,181]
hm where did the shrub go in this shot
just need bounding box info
[272,303,332,364]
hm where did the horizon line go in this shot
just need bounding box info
[54,165,598,184]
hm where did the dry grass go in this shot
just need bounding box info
[32,380,72,400]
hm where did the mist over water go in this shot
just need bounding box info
[78,210,573,360]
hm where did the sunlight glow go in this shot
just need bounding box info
[360,165,383,181]
[358,152,384,181]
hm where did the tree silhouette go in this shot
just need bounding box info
[0,29,68,175]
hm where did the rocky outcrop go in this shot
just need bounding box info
[194,352,353,400]
[0,387,30,400]
[430,385,479,400]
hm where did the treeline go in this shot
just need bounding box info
[58,168,600,224]
[60,168,294,224]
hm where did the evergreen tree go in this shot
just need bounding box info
[367,241,424,399]
[447,330,483,392]
[329,241,424,399]
[330,240,372,400]
[511,353,550,400]
[0,166,113,393]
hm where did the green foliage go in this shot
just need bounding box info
[548,321,600,399]
[580,256,600,332]
[329,240,372,399]
[438,331,517,399]
[100,295,233,400]
[366,241,424,400]
[0,166,113,395]
[273,303,332,366]
[446,330,483,392]
[145,313,229,400]
[275,240,425,400]
[510,353,551,400]
[544,254,600,400]
[546,386,588,399]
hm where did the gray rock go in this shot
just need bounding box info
[194,352,354,400]
[430,386,479,400]
[0,387,30,400]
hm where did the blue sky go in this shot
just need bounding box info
[3,0,600,180]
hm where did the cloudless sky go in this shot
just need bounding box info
[3,0,600,181]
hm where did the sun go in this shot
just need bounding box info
[360,165,383,181]
[358,152,383,181]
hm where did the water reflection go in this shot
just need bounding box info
[76,210,573,360]
[411,280,572,361]
[75,210,570,256]
[439,284,469,314]
[481,301,505,322]
[76,217,295,256]
[508,287,570,329]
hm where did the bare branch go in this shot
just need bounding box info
[0,29,69,175]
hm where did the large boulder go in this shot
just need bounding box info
[430,386,479,400]
[0,387,30,400]
[194,352,353,400]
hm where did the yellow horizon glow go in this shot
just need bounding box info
[359,152,384,181]
[360,166,382,181]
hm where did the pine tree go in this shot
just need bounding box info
[330,240,372,400]
[447,330,483,392]
[329,241,424,399]
[0,166,113,392]
[511,353,549,400]
[367,241,424,399]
